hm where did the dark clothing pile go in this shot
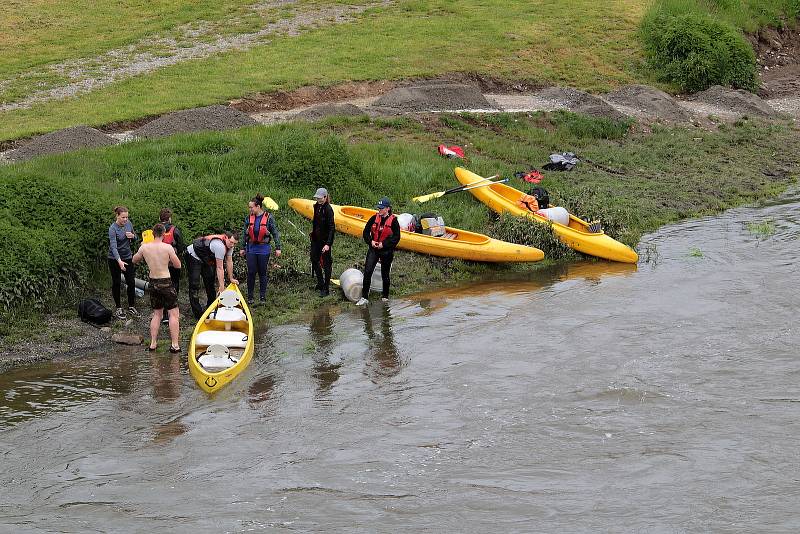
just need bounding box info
[542,152,580,171]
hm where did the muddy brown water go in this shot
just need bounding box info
[1,192,799,532]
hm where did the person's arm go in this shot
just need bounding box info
[169,247,181,269]
[362,215,375,246]
[132,248,143,265]
[109,225,127,270]
[215,258,226,290]
[109,225,121,261]
[384,218,401,250]
[268,214,282,256]
[225,253,238,285]
[325,205,335,247]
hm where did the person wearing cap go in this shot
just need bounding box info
[356,197,401,305]
[310,187,335,297]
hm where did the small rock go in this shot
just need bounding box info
[112,333,143,345]
[100,327,112,334]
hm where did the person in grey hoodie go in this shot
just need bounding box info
[108,206,140,320]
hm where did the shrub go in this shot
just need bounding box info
[640,9,758,92]
[489,214,579,261]
[0,126,366,314]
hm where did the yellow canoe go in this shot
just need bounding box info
[188,283,254,394]
[288,198,544,262]
[455,167,639,263]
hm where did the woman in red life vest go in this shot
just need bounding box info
[239,193,282,305]
[356,197,401,306]
[310,187,335,297]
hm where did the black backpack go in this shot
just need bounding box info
[78,298,112,325]
[529,187,550,208]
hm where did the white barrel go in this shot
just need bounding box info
[339,264,387,302]
[339,268,364,302]
[536,207,570,226]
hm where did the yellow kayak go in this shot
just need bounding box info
[288,198,544,262]
[188,283,254,394]
[455,167,638,263]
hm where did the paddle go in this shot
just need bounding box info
[412,175,500,203]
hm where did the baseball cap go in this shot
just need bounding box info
[313,187,328,199]
[375,196,391,209]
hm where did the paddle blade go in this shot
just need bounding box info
[264,197,279,211]
[412,191,445,203]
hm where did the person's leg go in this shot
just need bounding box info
[108,259,122,308]
[310,241,324,290]
[186,253,204,319]
[124,259,137,308]
[361,249,379,298]
[246,252,257,301]
[258,253,270,300]
[149,308,163,349]
[379,251,393,299]
[168,307,180,349]
[322,248,333,292]
[200,262,216,308]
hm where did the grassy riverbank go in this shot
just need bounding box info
[1,0,648,141]
[1,111,799,355]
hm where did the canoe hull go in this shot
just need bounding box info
[288,199,544,262]
[454,167,638,263]
[188,283,254,394]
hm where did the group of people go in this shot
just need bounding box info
[106,189,402,350]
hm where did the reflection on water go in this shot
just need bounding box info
[248,375,276,406]
[309,305,341,395]
[1,191,799,531]
[360,305,403,382]
[0,351,139,429]
[150,353,182,402]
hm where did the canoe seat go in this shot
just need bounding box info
[213,307,246,322]
[196,330,249,348]
[198,344,239,371]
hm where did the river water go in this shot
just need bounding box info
[1,192,798,533]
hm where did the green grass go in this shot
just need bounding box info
[1,111,798,349]
[745,219,777,236]
[0,0,647,141]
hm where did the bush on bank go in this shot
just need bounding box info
[640,0,799,92]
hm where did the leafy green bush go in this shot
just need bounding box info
[640,9,758,92]
[0,126,365,314]
[488,214,579,261]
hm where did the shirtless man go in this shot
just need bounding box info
[133,223,182,352]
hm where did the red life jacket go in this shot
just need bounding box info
[247,212,270,244]
[371,214,395,243]
[162,224,175,245]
